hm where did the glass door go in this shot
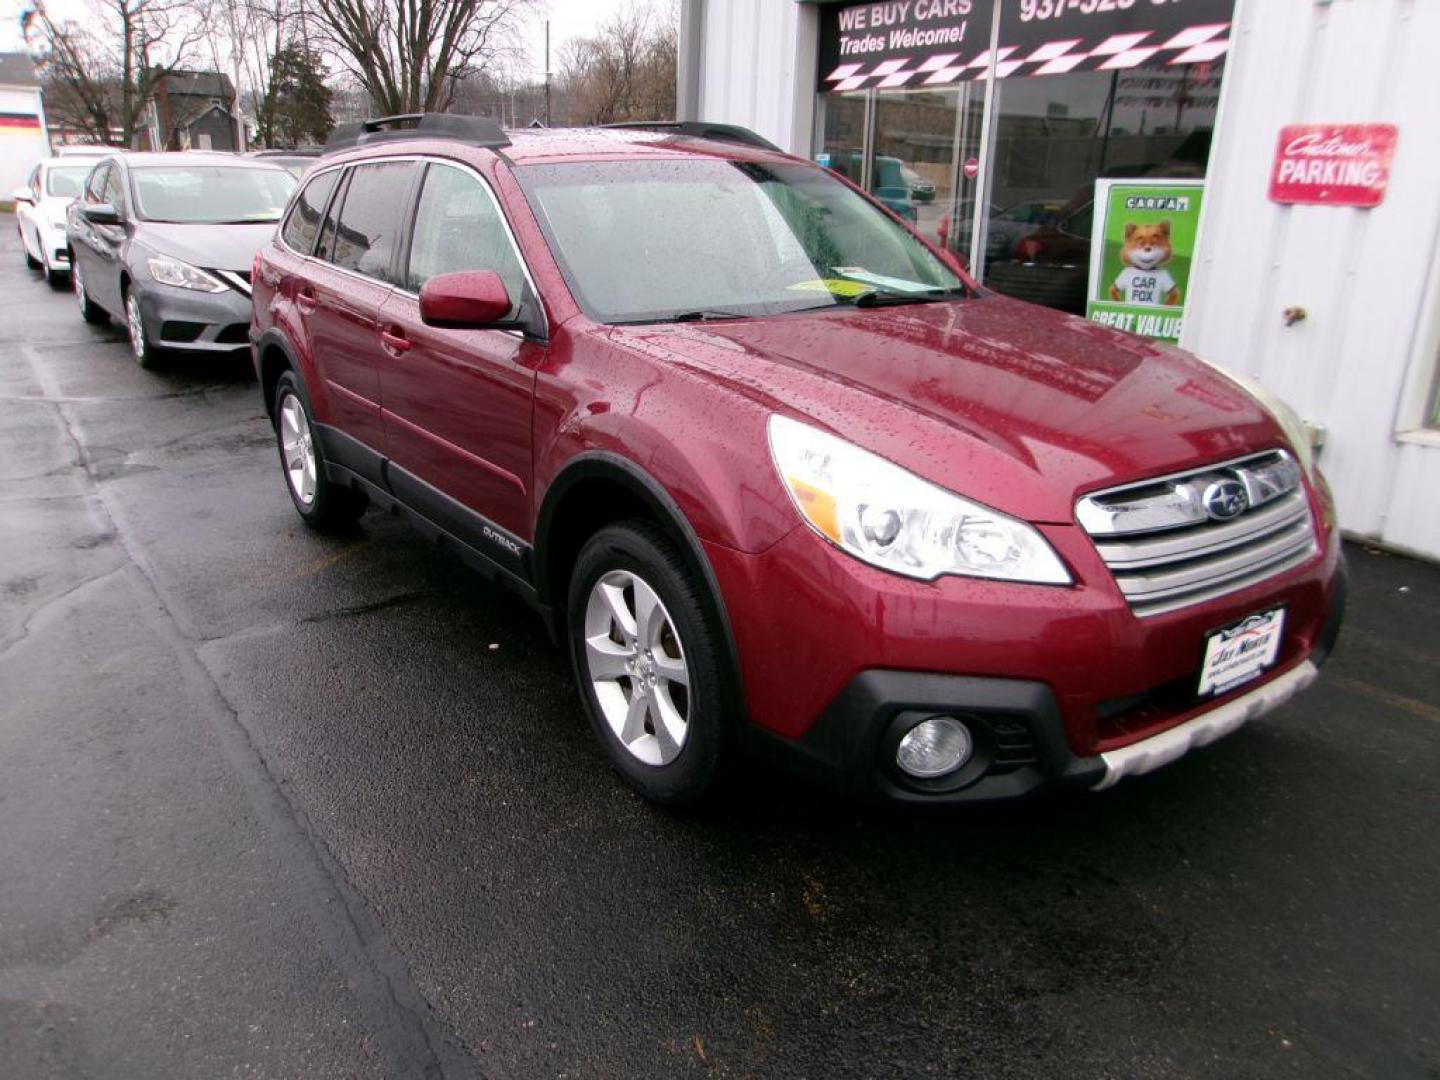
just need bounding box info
[871,85,985,268]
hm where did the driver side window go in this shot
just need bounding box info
[102,167,126,214]
[84,164,109,204]
[405,162,525,316]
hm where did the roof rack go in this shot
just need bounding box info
[600,121,781,153]
[323,113,511,154]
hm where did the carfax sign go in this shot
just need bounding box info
[1085,179,1206,344]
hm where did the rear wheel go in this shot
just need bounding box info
[568,521,732,806]
[73,260,108,325]
[273,371,368,530]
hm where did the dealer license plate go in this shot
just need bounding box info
[1198,608,1286,697]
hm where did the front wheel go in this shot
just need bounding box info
[125,288,159,369]
[22,226,40,270]
[568,521,732,806]
[43,249,68,288]
[273,371,368,530]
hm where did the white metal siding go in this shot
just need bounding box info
[696,0,817,154]
[1184,0,1440,557]
[0,85,49,196]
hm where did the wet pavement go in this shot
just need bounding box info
[2,230,1438,1078]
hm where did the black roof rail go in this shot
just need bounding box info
[323,113,511,154]
[600,120,782,153]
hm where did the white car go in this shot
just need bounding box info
[14,154,106,285]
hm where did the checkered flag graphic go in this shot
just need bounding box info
[825,23,1230,91]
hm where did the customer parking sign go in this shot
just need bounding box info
[1086,179,1206,344]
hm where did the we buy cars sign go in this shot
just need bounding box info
[1269,123,1398,208]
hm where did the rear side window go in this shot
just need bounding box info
[405,162,525,313]
[327,161,416,284]
[281,169,339,255]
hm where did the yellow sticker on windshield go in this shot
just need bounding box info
[786,278,872,298]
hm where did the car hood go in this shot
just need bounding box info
[610,295,1285,525]
[135,221,278,272]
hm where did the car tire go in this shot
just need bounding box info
[568,520,732,807]
[272,371,368,530]
[73,260,108,325]
[124,286,160,369]
[22,228,41,270]
[43,250,68,289]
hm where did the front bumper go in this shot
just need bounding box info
[137,283,252,352]
[39,222,70,268]
[710,512,1346,802]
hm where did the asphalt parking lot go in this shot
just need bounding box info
[2,229,1438,1080]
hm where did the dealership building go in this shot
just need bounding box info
[0,53,49,202]
[677,0,1440,561]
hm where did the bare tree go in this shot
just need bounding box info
[31,0,203,146]
[305,0,530,115]
[555,1,676,125]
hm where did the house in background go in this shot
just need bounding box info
[1,52,50,199]
[139,70,243,152]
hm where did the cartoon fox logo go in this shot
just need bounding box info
[1110,220,1181,307]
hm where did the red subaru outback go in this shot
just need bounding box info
[250,115,1345,806]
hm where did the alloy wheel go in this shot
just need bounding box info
[73,262,86,313]
[582,569,691,766]
[278,392,318,506]
[125,292,146,363]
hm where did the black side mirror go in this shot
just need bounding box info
[82,203,122,226]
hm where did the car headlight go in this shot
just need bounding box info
[767,414,1071,584]
[146,256,226,293]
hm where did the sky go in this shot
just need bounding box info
[517,0,625,78]
[0,0,634,63]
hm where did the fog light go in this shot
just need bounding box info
[896,716,973,779]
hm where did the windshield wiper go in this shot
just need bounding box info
[672,308,750,323]
[850,287,956,308]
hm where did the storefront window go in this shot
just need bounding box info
[814,0,1234,317]
[873,86,985,263]
[984,63,1221,313]
[817,92,869,189]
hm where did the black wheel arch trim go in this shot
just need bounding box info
[535,451,747,722]
[254,327,303,419]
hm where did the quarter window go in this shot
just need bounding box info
[326,160,417,284]
[316,170,349,263]
[84,164,109,203]
[405,162,525,313]
[102,166,125,212]
[281,169,339,255]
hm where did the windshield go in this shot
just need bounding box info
[517,158,965,324]
[130,165,297,224]
[46,165,95,198]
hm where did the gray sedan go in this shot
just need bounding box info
[66,152,296,368]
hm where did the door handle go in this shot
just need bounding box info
[296,288,317,314]
[380,327,412,356]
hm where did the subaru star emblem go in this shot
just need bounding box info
[1202,479,1249,521]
